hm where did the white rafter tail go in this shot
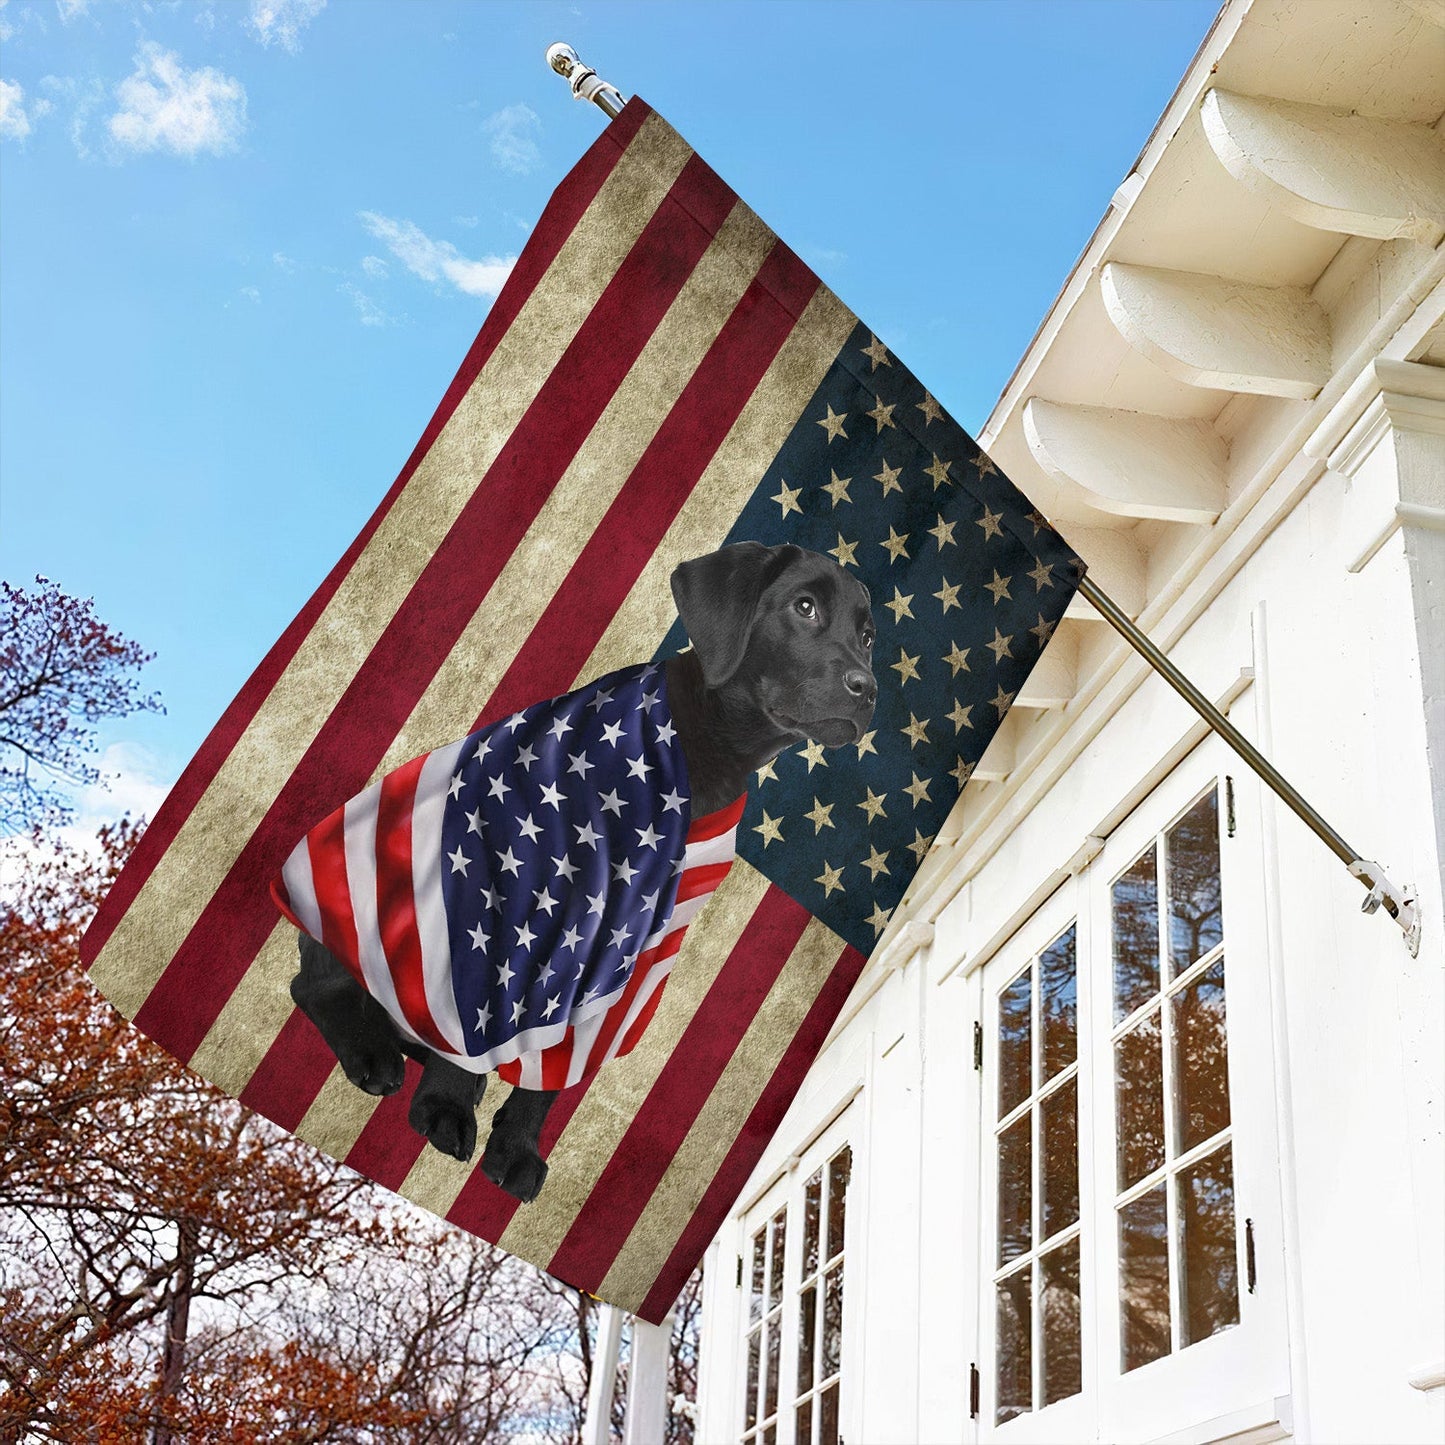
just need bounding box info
[972,710,1019,783]
[1058,526,1147,621]
[1201,89,1445,245]
[1348,859,1422,957]
[1022,398,1227,524]
[1015,622,1078,709]
[1100,261,1331,398]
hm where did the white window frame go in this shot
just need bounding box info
[734,1107,859,1445]
[979,742,1290,1442]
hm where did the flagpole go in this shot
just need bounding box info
[1079,575,1418,954]
[542,42,1420,959]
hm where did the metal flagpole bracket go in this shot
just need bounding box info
[546,43,627,120]
[1349,860,1421,956]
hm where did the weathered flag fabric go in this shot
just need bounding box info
[270,661,745,1090]
[81,96,1083,1323]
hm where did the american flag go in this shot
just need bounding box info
[270,661,745,1091]
[81,98,1082,1322]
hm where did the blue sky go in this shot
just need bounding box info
[0,0,1219,832]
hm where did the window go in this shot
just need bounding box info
[994,923,1083,1422]
[738,1116,854,1445]
[1112,788,1238,1373]
[980,755,1288,1438]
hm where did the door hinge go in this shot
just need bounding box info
[969,1362,980,1419]
[1225,775,1236,837]
[1245,1217,1257,1293]
[973,1020,983,1071]
[736,1253,743,1288]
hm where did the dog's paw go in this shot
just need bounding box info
[481,1125,549,1203]
[409,1093,478,1162]
[339,1040,406,1097]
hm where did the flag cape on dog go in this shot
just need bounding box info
[81,98,1083,1322]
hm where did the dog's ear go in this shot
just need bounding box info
[671,542,798,688]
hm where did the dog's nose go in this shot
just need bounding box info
[844,669,876,704]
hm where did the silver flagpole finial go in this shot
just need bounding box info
[546,43,627,120]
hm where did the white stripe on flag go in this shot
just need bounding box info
[413,739,470,1054]
[344,781,410,1029]
[280,839,324,944]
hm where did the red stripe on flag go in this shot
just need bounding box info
[131,150,739,1065]
[80,99,652,969]
[676,861,733,903]
[306,808,361,979]
[373,755,451,1054]
[580,929,687,1072]
[637,940,869,1323]
[238,1008,341,1133]
[545,883,813,1291]
[686,794,747,840]
[476,241,819,726]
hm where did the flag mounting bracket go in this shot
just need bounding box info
[546,44,626,120]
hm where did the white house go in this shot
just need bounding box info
[690,1,1445,1440]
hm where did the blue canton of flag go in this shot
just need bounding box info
[654,322,1085,957]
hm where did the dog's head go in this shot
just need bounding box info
[671,542,878,747]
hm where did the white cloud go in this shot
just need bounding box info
[272,249,297,272]
[0,79,34,140]
[452,214,479,229]
[482,102,541,175]
[339,282,391,327]
[239,285,260,302]
[248,0,325,52]
[358,211,515,300]
[55,0,89,21]
[360,253,387,279]
[108,44,247,158]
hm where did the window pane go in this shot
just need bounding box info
[1041,924,1077,1081]
[999,970,1032,1117]
[765,1318,780,1420]
[1119,1185,1171,1373]
[822,1263,843,1377]
[1115,1011,1165,1190]
[795,1399,813,1445]
[763,1427,775,1445]
[1042,1076,1079,1238]
[746,1328,760,1428]
[750,1229,766,1324]
[1173,957,1230,1153]
[797,1283,816,1394]
[1167,790,1222,973]
[802,1169,822,1279]
[819,1382,839,1445]
[769,1209,787,1310]
[1113,844,1160,1022]
[995,1266,1031,1425]
[1179,1146,1240,1347]
[1042,1238,1082,1407]
[827,1146,851,1263]
[998,1113,1032,1265]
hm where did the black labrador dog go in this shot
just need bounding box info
[287,541,877,1202]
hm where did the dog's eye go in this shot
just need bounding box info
[794,597,817,619]
[863,630,875,650]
